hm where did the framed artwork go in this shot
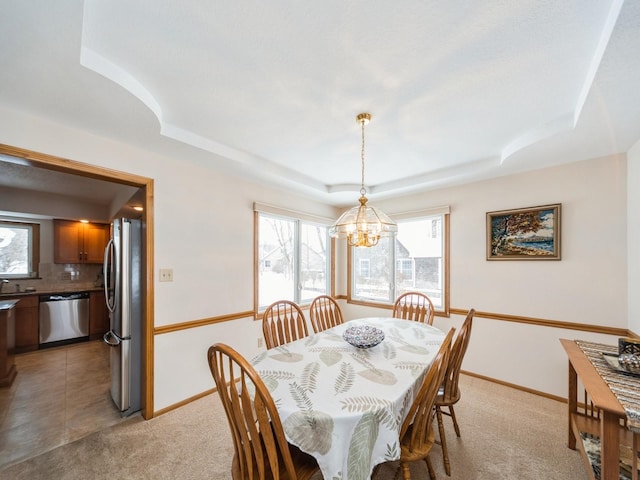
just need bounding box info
[486,203,561,260]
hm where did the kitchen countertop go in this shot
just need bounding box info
[0,287,104,298]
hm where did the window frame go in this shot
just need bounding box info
[0,220,40,279]
[347,211,450,316]
[254,209,333,318]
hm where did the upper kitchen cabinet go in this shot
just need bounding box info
[54,220,110,264]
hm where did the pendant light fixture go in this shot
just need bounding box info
[329,113,397,247]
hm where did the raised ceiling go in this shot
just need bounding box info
[1,1,639,206]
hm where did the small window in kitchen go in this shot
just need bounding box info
[0,220,40,279]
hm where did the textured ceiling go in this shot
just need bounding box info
[1,0,639,206]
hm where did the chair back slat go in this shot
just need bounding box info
[392,292,435,325]
[401,328,454,451]
[262,300,309,349]
[309,295,344,333]
[442,309,474,400]
[208,343,298,479]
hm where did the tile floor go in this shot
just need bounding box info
[0,340,131,469]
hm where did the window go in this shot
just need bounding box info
[396,258,414,282]
[431,218,441,238]
[359,259,370,278]
[255,209,330,311]
[0,221,40,279]
[350,211,448,312]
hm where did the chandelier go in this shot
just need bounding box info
[329,113,397,247]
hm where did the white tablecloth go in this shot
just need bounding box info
[251,317,446,480]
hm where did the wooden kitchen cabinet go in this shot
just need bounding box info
[6,295,39,354]
[0,301,18,387]
[54,220,110,264]
[89,291,109,340]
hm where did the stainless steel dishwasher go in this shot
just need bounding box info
[39,292,90,345]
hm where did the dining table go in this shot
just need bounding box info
[250,316,447,480]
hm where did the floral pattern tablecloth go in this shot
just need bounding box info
[251,317,446,480]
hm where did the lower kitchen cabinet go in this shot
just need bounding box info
[0,303,18,386]
[7,295,39,354]
[89,291,109,340]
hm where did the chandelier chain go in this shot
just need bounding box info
[360,117,366,196]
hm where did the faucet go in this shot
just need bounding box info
[0,279,8,294]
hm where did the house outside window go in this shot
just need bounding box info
[431,218,441,238]
[396,258,414,283]
[256,209,330,311]
[359,258,371,278]
[0,220,40,279]
[350,211,448,312]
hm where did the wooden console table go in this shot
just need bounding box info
[561,338,637,480]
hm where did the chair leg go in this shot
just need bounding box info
[401,461,411,480]
[449,405,461,437]
[426,455,436,480]
[436,406,451,476]
[633,432,638,480]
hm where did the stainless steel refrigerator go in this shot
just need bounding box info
[102,218,142,417]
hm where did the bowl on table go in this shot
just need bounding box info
[617,353,640,375]
[343,325,385,349]
[617,337,640,374]
[618,337,640,356]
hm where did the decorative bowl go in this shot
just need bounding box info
[618,337,640,356]
[618,353,640,375]
[343,325,385,349]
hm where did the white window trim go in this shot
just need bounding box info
[253,202,333,225]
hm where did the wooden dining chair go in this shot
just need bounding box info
[387,328,454,480]
[309,295,344,333]
[392,292,435,325]
[262,300,309,349]
[207,343,320,480]
[435,308,475,476]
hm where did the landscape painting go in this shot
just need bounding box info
[487,204,561,260]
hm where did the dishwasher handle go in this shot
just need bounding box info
[40,292,90,302]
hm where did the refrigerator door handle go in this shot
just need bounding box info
[103,237,117,314]
[103,330,121,347]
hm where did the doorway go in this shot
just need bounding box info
[0,143,154,420]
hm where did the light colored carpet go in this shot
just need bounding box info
[0,375,588,480]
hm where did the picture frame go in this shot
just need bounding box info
[486,203,561,260]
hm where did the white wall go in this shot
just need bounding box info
[338,154,628,397]
[628,139,640,335]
